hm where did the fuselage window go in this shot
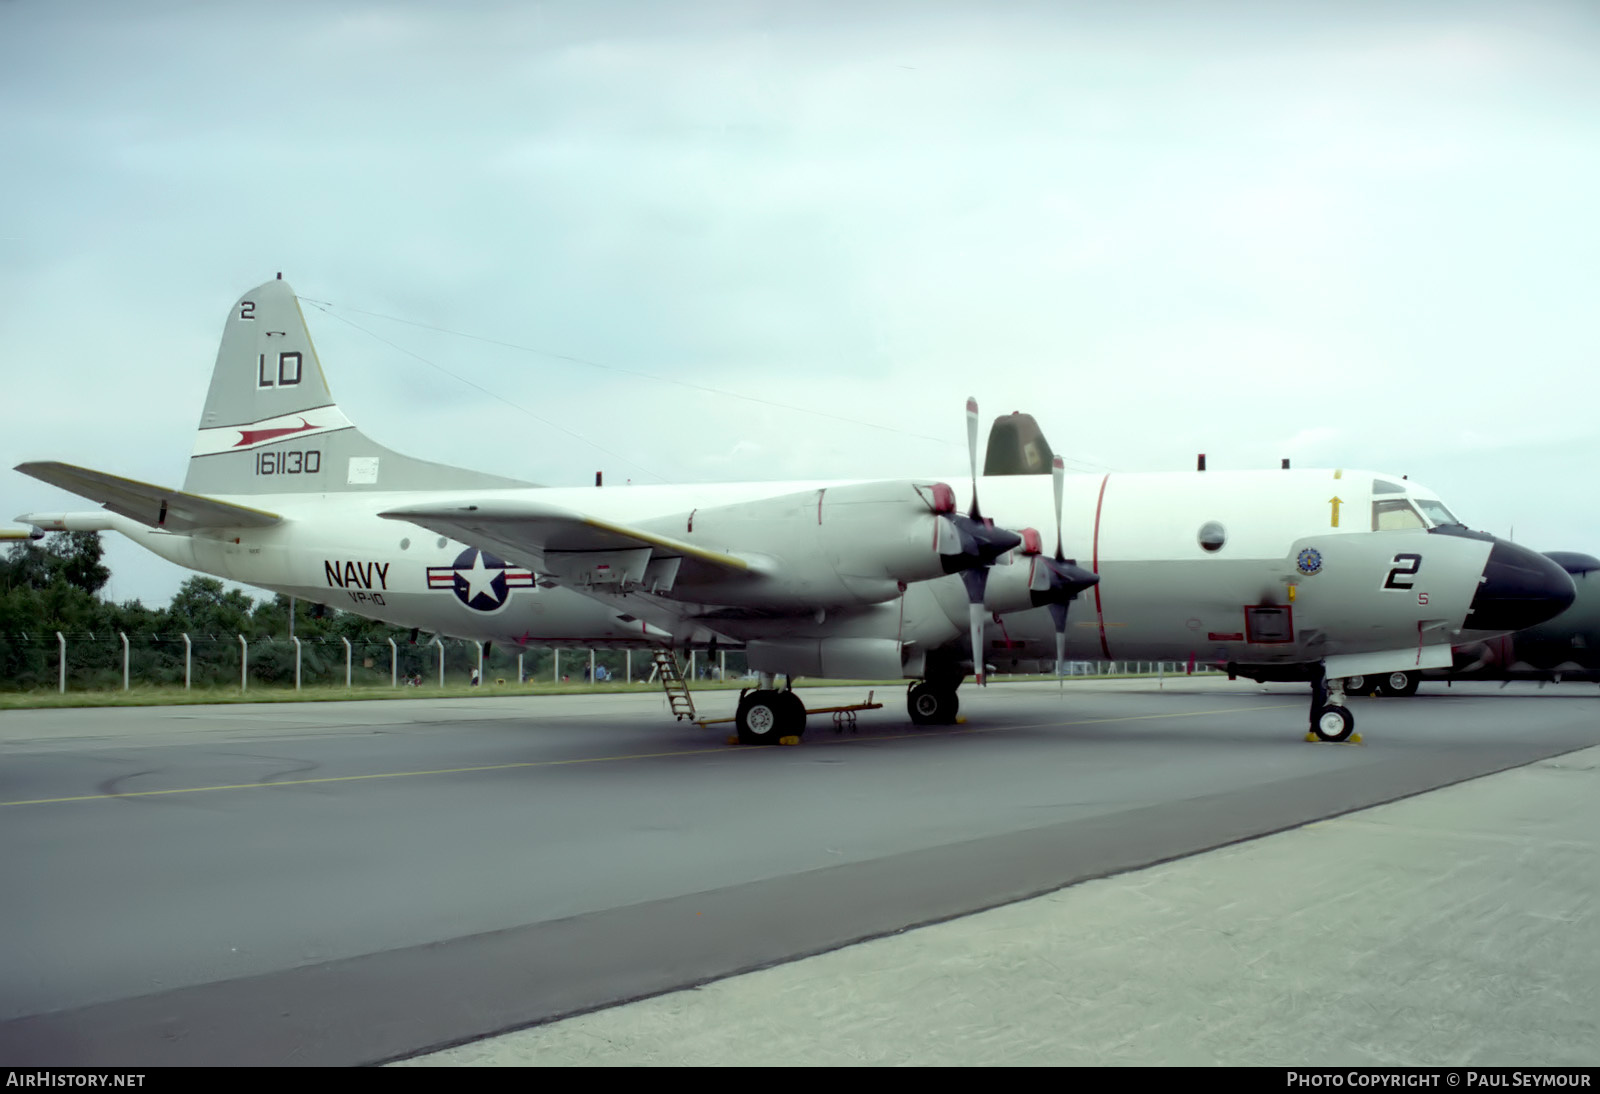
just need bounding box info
[1372,499,1426,532]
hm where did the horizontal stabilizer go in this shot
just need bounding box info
[378,498,750,589]
[15,461,282,532]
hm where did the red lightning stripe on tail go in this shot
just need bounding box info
[234,418,317,447]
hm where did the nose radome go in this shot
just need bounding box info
[1465,539,1577,633]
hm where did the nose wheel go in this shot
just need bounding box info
[1311,705,1356,743]
[1308,671,1358,743]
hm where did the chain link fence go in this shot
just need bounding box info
[0,632,763,693]
[0,631,1210,695]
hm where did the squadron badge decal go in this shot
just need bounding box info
[1296,547,1324,576]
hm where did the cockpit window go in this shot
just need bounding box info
[1372,478,1406,495]
[1413,499,1460,527]
[1372,499,1426,532]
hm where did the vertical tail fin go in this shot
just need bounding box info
[183,277,532,496]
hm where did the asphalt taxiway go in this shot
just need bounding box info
[1,678,1596,1066]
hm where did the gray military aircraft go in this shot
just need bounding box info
[11,277,1577,745]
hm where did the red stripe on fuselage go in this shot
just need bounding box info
[1092,473,1111,659]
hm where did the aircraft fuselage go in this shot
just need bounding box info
[43,466,1513,678]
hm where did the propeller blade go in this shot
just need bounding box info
[959,568,991,685]
[969,600,988,686]
[965,397,981,519]
[1052,455,1065,561]
[1049,602,1068,676]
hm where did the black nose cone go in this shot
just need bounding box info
[1466,539,1576,632]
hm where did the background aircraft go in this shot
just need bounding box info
[12,279,1576,746]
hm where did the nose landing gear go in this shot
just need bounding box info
[1307,669,1361,743]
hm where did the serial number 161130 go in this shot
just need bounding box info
[256,449,321,475]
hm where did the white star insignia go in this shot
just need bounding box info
[460,551,500,605]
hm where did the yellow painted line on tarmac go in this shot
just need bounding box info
[840,702,1304,745]
[0,702,1305,809]
[0,744,741,808]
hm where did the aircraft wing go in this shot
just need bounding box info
[14,461,282,532]
[378,498,753,590]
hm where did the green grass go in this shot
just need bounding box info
[0,679,740,709]
[0,671,1205,710]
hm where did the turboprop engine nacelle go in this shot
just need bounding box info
[644,480,977,610]
[745,637,908,680]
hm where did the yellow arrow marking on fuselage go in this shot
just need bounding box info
[1329,496,1343,528]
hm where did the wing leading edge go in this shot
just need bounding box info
[378,498,751,592]
[15,461,282,532]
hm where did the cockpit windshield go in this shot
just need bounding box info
[1372,499,1426,532]
[1371,495,1462,531]
[1413,498,1460,527]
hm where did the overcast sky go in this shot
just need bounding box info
[4,0,1598,607]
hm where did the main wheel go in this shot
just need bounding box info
[1311,705,1355,743]
[736,690,786,746]
[775,690,807,739]
[1378,671,1420,697]
[1346,674,1369,695]
[907,682,959,725]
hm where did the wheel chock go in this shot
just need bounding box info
[1350,733,1363,744]
[1304,731,1318,743]
[1303,732,1366,746]
[779,735,801,746]
[955,716,967,725]
[726,735,741,746]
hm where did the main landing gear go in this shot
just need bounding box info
[906,655,966,727]
[907,680,962,725]
[1308,667,1357,743]
[1348,670,1420,698]
[734,686,806,746]
[1377,670,1420,697]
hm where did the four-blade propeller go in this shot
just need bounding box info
[932,398,1021,684]
[938,404,1100,681]
[1022,456,1100,675]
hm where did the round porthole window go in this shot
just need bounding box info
[1198,521,1226,553]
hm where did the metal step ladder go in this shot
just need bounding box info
[652,649,697,721]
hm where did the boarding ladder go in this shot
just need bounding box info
[652,649,697,722]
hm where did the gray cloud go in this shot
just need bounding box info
[3,1,1598,605]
